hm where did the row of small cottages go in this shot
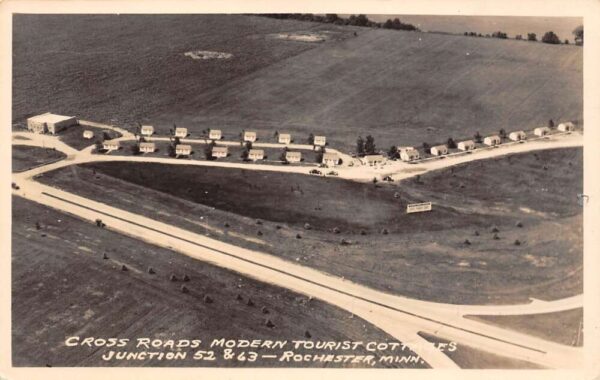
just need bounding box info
[398,123,575,161]
[133,125,327,146]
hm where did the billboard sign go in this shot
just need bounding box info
[406,202,432,214]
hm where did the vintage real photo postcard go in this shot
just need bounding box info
[1,1,599,379]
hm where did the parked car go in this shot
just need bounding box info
[11,182,19,190]
[309,169,322,176]
[327,171,338,176]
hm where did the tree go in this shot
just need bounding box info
[422,142,431,154]
[307,133,315,145]
[515,34,523,40]
[280,147,289,163]
[130,143,140,155]
[315,150,323,163]
[542,31,560,44]
[499,129,507,139]
[564,39,569,45]
[527,33,537,41]
[241,141,252,160]
[447,138,457,149]
[94,140,103,151]
[324,14,339,23]
[356,136,365,156]
[204,141,216,160]
[364,135,376,155]
[474,131,483,143]
[492,31,508,39]
[573,25,583,45]
[548,119,555,129]
[388,145,399,159]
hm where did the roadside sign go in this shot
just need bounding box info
[407,202,432,214]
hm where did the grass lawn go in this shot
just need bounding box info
[57,124,121,150]
[12,196,425,368]
[13,15,581,152]
[465,308,583,347]
[12,145,66,172]
[39,148,582,305]
[417,332,543,369]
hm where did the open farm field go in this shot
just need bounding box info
[38,148,582,305]
[13,15,581,152]
[12,196,424,368]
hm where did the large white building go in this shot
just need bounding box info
[314,135,327,147]
[457,140,475,151]
[363,154,385,166]
[103,141,120,151]
[27,113,78,134]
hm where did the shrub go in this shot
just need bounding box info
[360,230,367,235]
[464,239,471,245]
[261,306,269,314]
[181,285,189,294]
[542,31,561,44]
[381,229,389,235]
[203,295,213,303]
[491,226,500,233]
[493,233,500,240]
[247,298,255,306]
[102,253,109,260]
[527,33,537,41]
[170,274,178,281]
[147,267,155,274]
[474,230,480,236]
[265,319,275,328]
[224,222,230,228]
[305,330,312,338]
[257,230,263,236]
[236,294,243,301]
[333,227,341,234]
[516,221,523,228]
[183,274,190,282]
[296,233,302,239]
[121,265,128,271]
[514,239,521,246]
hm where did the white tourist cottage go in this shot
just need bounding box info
[244,131,257,142]
[534,126,551,137]
[209,129,222,140]
[557,122,575,132]
[248,149,264,161]
[363,154,385,166]
[139,142,156,153]
[457,140,475,151]
[400,147,420,162]
[278,133,292,144]
[430,145,448,156]
[212,146,228,158]
[27,113,78,134]
[509,131,527,141]
[285,151,302,163]
[483,135,502,146]
[314,135,327,147]
[141,125,154,137]
[103,141,120,151]
[176,144,192,156]
[322,152,339,166]
[175,127,188,138]
[83,130,94,139]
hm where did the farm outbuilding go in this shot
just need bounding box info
[209,129,222,140]
[278,133,292,144]
[141,125,154,136]
[27,113,78,134]
[103,141,120,151]
[248,149,264,161]
[314,135,327,147]
[483,135,502,146]
[322,152,339,166]
[175,127,188,138]
[430,145,448,156]
[244,131,257,142]
[363,154,385,166]
[139,142,155,153]
[83,130,94,139]
[509,131,527,141]
[557,122,575,132]
[176,144,192,156]
[285,151,301,163]
[534,127,551,136]
[457,140,475,151]
[400,148,420,161]
[212,146,228,158]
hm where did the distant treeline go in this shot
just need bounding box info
[463,27,583,46]
[258,13,419,31]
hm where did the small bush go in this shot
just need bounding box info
[516,221,523,228]
[464,239,471,245]
[514,239,521,246]
[183,274,190,282]
[474,230,480,236]
[256,220,263,225]
[333,227,341,234]
[265,319,275,328]
[236,294,243,301]
[147,267,155,274]
[261,306,269,314]
[296,233,302,239]
[360,230,367,235]
[102,253,109,260]
[491,226,500,233]
[381,229,389,235]
[181,285,189,294]
[121,265,128,271]
[169,274,178,281]
[224,222,230,228]
[276,225,282,230]
[257,230,263,236]
[493,234,500,240]
[305,330,312,338]
[247,298,255,306]
[203,295,213,304]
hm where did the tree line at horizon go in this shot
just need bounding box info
[464,25,583,45]
[258,13,419,31]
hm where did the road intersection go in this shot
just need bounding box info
[11,127,585,369]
